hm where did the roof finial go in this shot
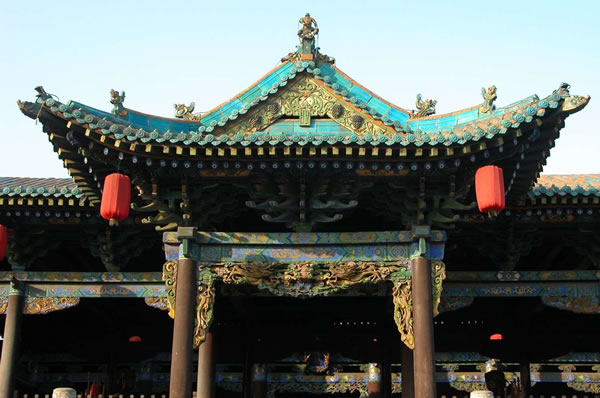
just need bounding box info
[298,13,318,60]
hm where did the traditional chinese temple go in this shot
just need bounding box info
[1,14,599,398]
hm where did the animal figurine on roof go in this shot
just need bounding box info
[410,94,437,118]
[110,89,127,117]
[174,102,200,121]
[480,85,497,113]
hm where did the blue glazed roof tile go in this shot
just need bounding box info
[19,51,590,149]
[532,175,600,197]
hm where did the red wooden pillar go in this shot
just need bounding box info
[367,363,382,398]
[0,283,25,398]
[519,361,530,398]
[401,343,414,398]
[197,331,216,398]
[169,256,197,398]
[412,256,436,398]
[251,364,267,398]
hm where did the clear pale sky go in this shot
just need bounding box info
[1,0,598,178]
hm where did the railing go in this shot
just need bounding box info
[424,394,600,397]
[13,391,600,398]
[13,394,600,398]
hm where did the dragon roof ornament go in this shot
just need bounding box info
[409,94,437,119]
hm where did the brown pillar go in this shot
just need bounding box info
[519,361,530,398]
[411,256,436,398]
[368,363,382,398]
[197,331,216,398]
[241,344,253,398]
[401,344,414,398]
[0,286,24,398]
[251,364,267,398]
[169,257,197,398]
[381,340,392,398]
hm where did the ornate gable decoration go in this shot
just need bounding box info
[216,75,398,141]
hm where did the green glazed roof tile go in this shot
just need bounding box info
[0,177,85,199]
[532,175,600,197]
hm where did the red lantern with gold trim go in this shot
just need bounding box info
[100,173,131,226]
[0,225,6,261]
[475,165,505,214]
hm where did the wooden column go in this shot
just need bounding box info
[401,343,414,398]
[197,331,216,398]
[411,256,436,398]
[367,363,382,398]
[169,257,197,398]
[251,364,267,398]
[0,285,24,398]
[519,361,530,398]
[380,340,392,398]
[242,346,253,398]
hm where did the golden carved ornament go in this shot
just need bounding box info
[194,282,215,348]
[567,382,600,393]
[449,381,487,393]
[144,297,169,311]
[392,261,445,350]
[162,260,177,318]
[0,299,8,314]
[223,77,394,140]
[24,297,80,314]
[392,279,413,349]
[213,260,403,297]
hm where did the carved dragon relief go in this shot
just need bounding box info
[161,258,443,349]
[213,260,407,298]
[162,261,216,347]
[144,297,169,311]
[174,102,201,121]
[409,94,436,119]
[392,261,445,350]
[24,297,80,314]
[0,297,80,315]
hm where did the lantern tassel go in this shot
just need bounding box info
[109,218,119,227]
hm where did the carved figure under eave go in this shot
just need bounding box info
[409,94,437,119]
[480,85,497,113]
[109,89,127,117]
[174,102,200,121]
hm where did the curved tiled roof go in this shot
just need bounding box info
[0,177,83,199]
[18,55,589,149]
[533,175,600,197]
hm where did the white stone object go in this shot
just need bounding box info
[52,388,76,398]
[470,391,494,398]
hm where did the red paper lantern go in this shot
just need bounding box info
[128,335,142,343]
[475,165,505,213]
[0,225,6,261]
[489,333,503,341]
[100,173,131,226]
